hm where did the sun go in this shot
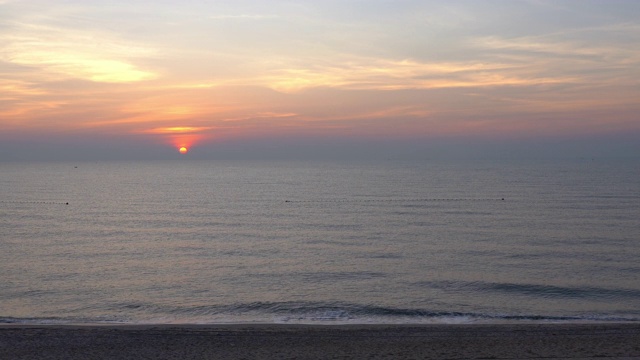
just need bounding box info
[179,146,188,154]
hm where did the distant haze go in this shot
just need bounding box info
[2,134,637,162]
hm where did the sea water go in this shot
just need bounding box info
[1,159,639,324]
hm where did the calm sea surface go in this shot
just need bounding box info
[1,159,639,324]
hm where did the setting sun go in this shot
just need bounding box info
[179,146,188,154]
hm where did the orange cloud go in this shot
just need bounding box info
[142,126,213,134]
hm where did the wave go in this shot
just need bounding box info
[3,301,639,325]
[420,280,640,300]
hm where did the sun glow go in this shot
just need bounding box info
[179,146,188,154]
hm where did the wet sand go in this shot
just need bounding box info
[1,323,639,359]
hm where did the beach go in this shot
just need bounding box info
[1,323,639,359]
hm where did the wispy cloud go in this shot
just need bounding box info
[209,14,277,20]
[477,35,639,61]
[254,56,572,93]
[0,79,46,98]
[0,23,158,83]
[141,126,214,135]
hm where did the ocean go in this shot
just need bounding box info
[1,159,639,324]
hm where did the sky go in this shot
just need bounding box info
[1,0,639,160]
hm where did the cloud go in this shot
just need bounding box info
[209,14,278,20]
[0,79,46,98]
[141,126,214,135]
[473,29,640,93]
[477,35,634,59]
[255,56,572,93]
[0,23,158,83]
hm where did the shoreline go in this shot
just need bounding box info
[1,319,639,327]
[2,323,639,359]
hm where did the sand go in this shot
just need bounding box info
[1,323,639,359]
